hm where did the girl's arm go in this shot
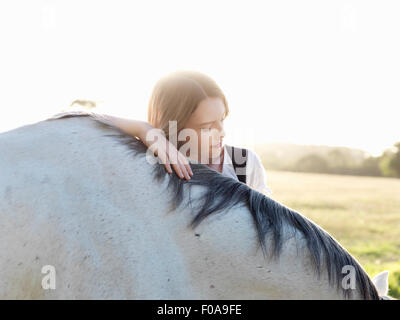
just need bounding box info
[92,113,193,181]
[94,114,152,141]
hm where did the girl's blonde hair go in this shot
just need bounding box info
[147,70,229,142]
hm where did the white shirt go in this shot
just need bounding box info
[221,145,273,197]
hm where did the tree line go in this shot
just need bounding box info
[256,141,400,178]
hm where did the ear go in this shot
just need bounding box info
[372,271,389,296]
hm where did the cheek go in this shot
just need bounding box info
[194,131,220,156]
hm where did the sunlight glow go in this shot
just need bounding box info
[0,0,399,157]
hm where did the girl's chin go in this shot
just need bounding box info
[212,141,223,149]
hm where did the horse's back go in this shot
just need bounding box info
[0,117,183,298]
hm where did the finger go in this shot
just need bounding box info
[163,157,173,174]
[166,143,179,165]
[166,144,186,179]
[175,156,189,180]
[171,163,184,179]
[177,153,193,176]
[179,161,191,180]
[156,150,173,174]
[157,151,173,174]
[186,163,193,176]
[164,164,172,174]
[179,158,193,176]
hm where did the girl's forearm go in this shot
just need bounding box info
[100,114,153,141]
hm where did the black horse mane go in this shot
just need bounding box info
[45,111,380,300]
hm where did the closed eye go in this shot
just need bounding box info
[200,118,224,130]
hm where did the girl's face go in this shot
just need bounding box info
[181,97,226,164]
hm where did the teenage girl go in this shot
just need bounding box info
[94,70,272,196]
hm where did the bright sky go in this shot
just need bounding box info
[0,0,399,156]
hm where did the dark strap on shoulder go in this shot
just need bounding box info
[225,144,248,184]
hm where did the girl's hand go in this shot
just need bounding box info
[138,124,194,181]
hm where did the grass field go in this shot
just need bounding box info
[266,170,400,299]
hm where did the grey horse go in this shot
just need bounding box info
[0,111,391,299]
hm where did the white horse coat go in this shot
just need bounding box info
[0,112,388,299]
